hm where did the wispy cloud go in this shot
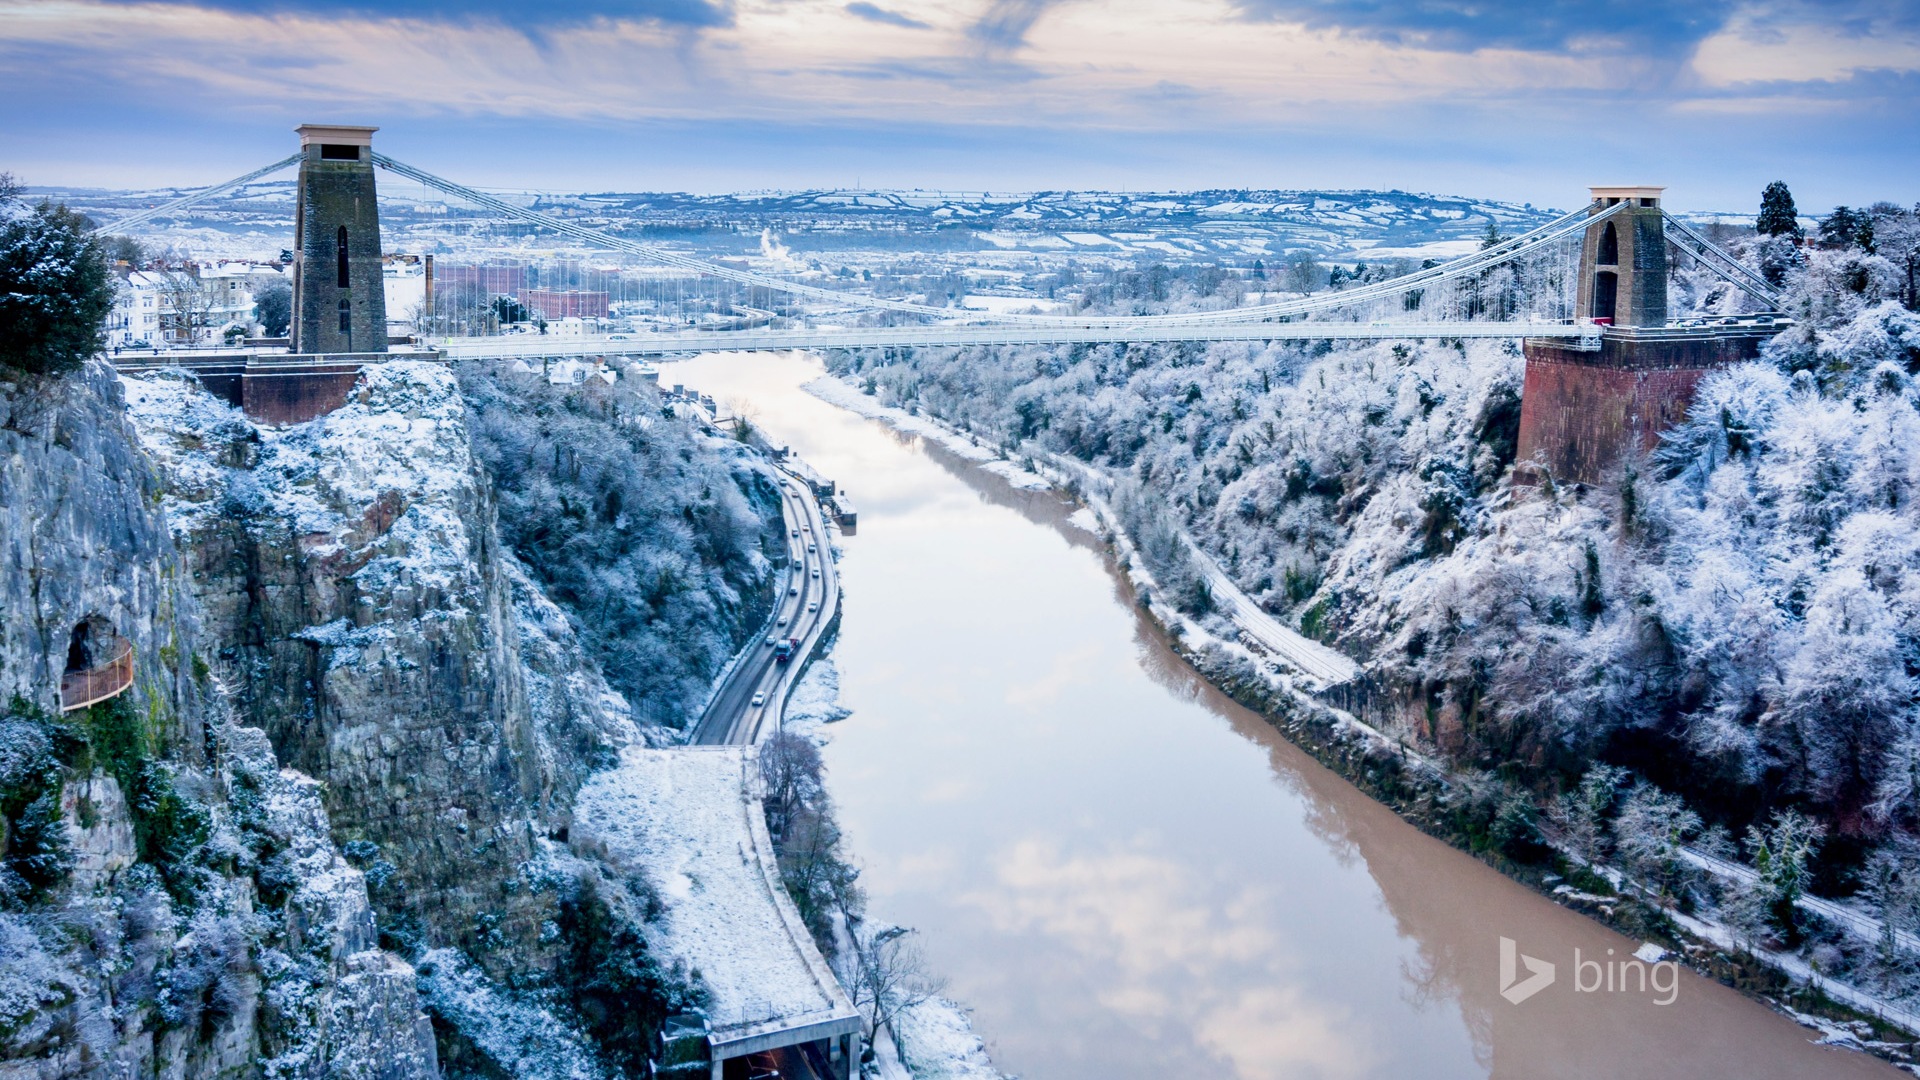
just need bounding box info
[95,0,736,28]
[966,0,1059,53]
[1,0,1914,206]
[844,1,928,30]
[1228,0,1738,55]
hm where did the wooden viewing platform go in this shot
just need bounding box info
[60,637,134,712]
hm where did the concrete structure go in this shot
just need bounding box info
[292,125,388,355]
[1516,186,1778,485]
[1516,326,1771,483]
[113,349,443,426]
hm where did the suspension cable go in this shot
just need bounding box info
[1660,211,1782,307]
[97,154,301,234]
[377,151,1614,328]
[372,153,978,323]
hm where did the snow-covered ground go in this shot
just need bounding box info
[573,748,858,1042]
[884,997,1006,1080]
[778,657,853,743]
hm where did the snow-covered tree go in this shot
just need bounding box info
[0,175,115,375]
[1757,181,1802,239]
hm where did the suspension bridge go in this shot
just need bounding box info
[99,129,1781,344]
[102,125,1786,482]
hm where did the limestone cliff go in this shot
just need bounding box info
[121,361,721,1077]
[0,362,435,1078]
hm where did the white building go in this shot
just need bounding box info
[105,271,167,349]
[384,257,425,338]
[197,262,260,340]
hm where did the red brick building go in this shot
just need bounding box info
[524,289,610,319]
[437,263,527,294]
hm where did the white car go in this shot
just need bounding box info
[807,601,818,613]
[766,636,778,646]
[807,543,816,553]
[750,691,766,707]
[778,614,789,626]
[811,568,820,578]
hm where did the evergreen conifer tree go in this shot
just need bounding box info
[1757,181,1802,239]
[0,175,114,376]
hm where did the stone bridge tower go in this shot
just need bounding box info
[1515,185,1770,485]
[291,125,388,355]
[1576,186,1667,327]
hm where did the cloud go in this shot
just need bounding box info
[95,0,734,28]
[1692,5,1920,85]
[844,2,928,30]
[1229,0,1738,54]
[3,0,1916,207]
[967,0,1059,52]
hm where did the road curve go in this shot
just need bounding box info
[690,464,841,746]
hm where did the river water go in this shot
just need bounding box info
[671,352,1896,1080]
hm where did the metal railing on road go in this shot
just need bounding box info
[434,320,1599,361]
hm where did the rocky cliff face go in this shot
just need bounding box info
[4,357,733,1077]
[119,361,719,1080]
[0,362,436,1078]
[123,362,640,974]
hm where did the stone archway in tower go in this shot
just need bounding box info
[1593,270,1619,321]
[1597,222,1619,266]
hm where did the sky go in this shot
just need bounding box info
[3,0,1918,210]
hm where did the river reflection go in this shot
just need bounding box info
[670,351,1896,1080]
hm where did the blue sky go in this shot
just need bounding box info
[4,0,1917,210]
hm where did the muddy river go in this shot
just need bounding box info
[672,351,1893,1080]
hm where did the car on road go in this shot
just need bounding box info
[778,614,789,626]
[789,584,799,595]
[791,529,798,537]
[807,543,816,552]
[750,691,766,707]
[810,568,820,578]
[807,600,818,613]
[766,636,778,646]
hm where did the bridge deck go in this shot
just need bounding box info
[431,320,1598,359]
